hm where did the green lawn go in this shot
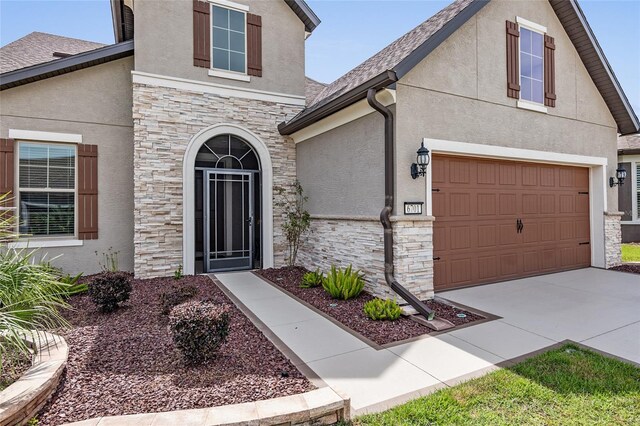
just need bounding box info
[351,344,640,426]
[622,243,640,262]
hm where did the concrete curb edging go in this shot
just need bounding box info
[0,332,68,426]
[62,387,350,426]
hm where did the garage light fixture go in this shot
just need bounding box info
[411,142,430,179]
[609,168,627,187]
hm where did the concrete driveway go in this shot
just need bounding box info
[440,267,640,365]
[214,268,639,414]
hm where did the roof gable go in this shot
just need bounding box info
[281,0,639,136]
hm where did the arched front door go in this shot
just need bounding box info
[194,134,261,273]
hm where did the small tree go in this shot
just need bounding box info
[275,181,311,267]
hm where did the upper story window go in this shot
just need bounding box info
[520,27,544,104]
[17,142,76,237]
[212,5,246,74]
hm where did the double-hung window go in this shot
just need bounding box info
[520,26,544,104]
[17,142,76,237]
[212,5,246,74]
[636,163,640,220]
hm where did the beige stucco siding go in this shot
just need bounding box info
[296,108,387,217]
[395,0,619,212]
[0,57,135,275]
[134,0,306,96]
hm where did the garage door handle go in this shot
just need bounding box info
[516,219,523,233]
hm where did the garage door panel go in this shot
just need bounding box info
[433,155,590,291]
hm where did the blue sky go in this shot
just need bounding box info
[1,0,638,113]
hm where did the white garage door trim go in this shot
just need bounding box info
[423,138,608,269]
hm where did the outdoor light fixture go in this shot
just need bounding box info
[609,167,627,187]
[411,142,430,179]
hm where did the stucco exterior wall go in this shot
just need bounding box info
[395,0,619,214]
[0,58,135,275]
[134,0,306,97]
[132,82,302,277]
[296,110,386,217]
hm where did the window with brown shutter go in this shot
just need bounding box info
[193,0,211,68]
[544,34,556,107]
[247,13,262,77]
[0,138,15,210]
[78,144,98,240]
[506,20,520,99]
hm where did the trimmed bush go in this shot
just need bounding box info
[159,284,199,315]
[322,264,365,300]
[169,301,230,364]
[300,268,323,288]
[364,298,403,321]
[88,272,132,312]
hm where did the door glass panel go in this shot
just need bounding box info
[207,172,252,271]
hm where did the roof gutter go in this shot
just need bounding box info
[278,70,397,135]
[366,88,435,321]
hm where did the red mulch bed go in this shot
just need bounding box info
[256,267,485,346]
[37,275,313,426]
[611,264,640,274]
[0,350,31,391]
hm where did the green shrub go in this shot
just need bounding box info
[322,265,365,300]
[169,301,230,364]
[88,272,132,312]
[300,268,323,288]
[59,272,88,296]
[173,264,184,280]
[159,284,198,315]
[364,298,403,321]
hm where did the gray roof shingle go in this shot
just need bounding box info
[307,0,474,111]
[0,32,106,74]
[304,76,327,105]
[619,134,640,152]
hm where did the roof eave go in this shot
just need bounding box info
[285,0,321,33]
[279,70,398,135]
[0,40,134,90]
[618,148,640,156]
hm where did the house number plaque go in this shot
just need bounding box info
[404,202,423,215]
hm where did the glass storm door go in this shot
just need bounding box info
[205,170,254,272]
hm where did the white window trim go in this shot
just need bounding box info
[9,129,82,144]
[208,68,250,82]
[620,155,640,224]
[9,239,83,249]
[14,140,79,241]
[209,2,249,79]
[516,17,547,112]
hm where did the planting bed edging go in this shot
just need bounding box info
[0,332,68,426]
[61,386,350,426]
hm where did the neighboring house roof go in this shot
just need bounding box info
[0,32,106,74]
[305,77,327,105]
[280,0,639,137]
[618,134,640,155]
[0,40,134,91]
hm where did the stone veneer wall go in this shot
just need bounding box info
[133,82,302,277]
[298,215,435,300]
[604,211,623,268]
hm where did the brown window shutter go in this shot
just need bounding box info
[247,13,262,77]
[506,20,520,99]
[193,0,211,68]
[0,138,15,210]
[544,34,556,107]
[78,144,98,240]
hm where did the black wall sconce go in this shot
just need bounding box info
[609,167,627,187]
[411,142,431,179]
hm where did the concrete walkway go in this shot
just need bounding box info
[214,268,640,414]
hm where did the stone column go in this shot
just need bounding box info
[604,211,623,268]
[391,216,435,300]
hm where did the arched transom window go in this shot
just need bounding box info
[195,134,260,170]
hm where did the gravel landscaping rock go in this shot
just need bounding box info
[0,349,31,391]
[257,267,485,346]
[611,264,640,274]
[37,275,313,426]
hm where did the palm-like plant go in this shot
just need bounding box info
[0,193,73,372]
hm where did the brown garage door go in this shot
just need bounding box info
[433,155,591,291]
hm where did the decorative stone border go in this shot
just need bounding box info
[62,387,350,426]
[0,332,68,426]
